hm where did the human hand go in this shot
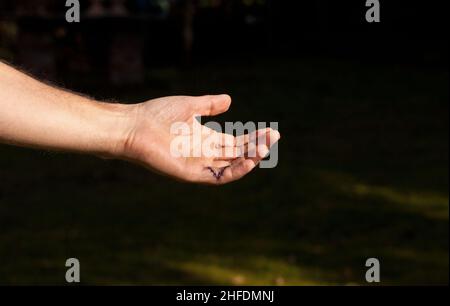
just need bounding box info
[118,95,280,185]
[0,63,279,185]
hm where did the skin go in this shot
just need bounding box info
[0,62,280,185]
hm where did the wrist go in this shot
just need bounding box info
[96,101,138,160]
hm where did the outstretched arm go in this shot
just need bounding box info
[0,62,132,157]
[0,62,280,184]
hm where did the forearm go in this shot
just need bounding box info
[0,62,280,184]
[0,62,133,157]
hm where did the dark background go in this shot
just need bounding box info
[0,0,448,285]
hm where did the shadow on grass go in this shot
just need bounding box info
[0,158,447,285]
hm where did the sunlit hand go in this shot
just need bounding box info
[121,95,280,184]
[0,63,280,185]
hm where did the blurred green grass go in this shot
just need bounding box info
[0,57,448,285]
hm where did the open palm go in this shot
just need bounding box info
[122,95,280,185]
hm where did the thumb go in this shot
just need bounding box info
[191,94,232,116]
